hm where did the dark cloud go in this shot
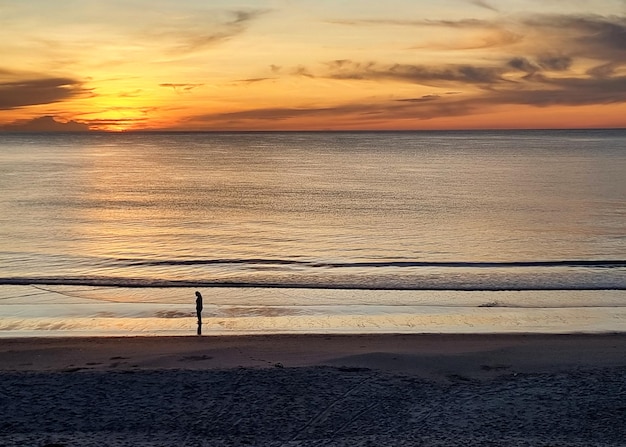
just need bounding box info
[235,78,274,84]
[396,95,442,103]
[524,15,626,50]
[507,55,572,74]
[508,57,540,75]
[325,60,505,86]
[523,14,626,58]
[505,75,626,106]
[292,65,315,78]
[0,116,90,132]
[587,62,620,78]
[537,55,573,71]
[0,77,90,110]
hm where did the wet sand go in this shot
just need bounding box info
[1,333,625,446]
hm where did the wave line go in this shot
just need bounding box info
[0,277,624,291]
[121,258,626,268]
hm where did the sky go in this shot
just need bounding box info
[1,0,625,131]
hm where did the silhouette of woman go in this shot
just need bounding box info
[195,291,203,335]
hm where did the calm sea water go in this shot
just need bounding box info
[1,130,625,335]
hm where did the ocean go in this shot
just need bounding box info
[0,130,624,336]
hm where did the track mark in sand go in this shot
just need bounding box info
[109,361,129,368]
[332,401,379,436]
[291,377,371,441]
[179,355,213,362]
[235,345,276,366]
[480,364,511,371]
[335,366,371,373]
[61,367,90,373]
[212,369,246,421]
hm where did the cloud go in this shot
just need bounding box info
[0,116,90,132]
[146,9,269,54]
[193,106,338,122]
[292,65,315,78]
[329,17,523,51]
[330,12,626,58]
[118,89,143,98]
[329,17,492,29]
[507,57,540,75]
[324,60,505,86]
[506,55,572,75]
[159,83,203,93]
[80,117,148,130]
[185,97,485,130]
[469,0,499,12]
[297,12,625,118]
[497,75,626,106]
[396,94,442,103]
[586,62,620,77]
[520,14,626,62]
[537,55,573,71]
[190,74,626,128]
[0,76,90,110]
[234,78,274,84]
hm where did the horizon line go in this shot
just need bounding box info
[1,127,625,134]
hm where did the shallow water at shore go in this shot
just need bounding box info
[1,285,624,337]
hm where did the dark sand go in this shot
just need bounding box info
[1,333,625,446]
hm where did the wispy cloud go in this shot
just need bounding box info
[329,12,626,57]
[329,17,492,28]
[234,78,275,84]
[144,9,269,54]
[186,97,477,127]
[159,83,203,93]
[469,0,499,12]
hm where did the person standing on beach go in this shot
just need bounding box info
[195,291,203,335]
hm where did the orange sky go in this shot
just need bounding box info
[1,0,625,131]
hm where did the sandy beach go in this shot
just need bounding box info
[1,333,625,446]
